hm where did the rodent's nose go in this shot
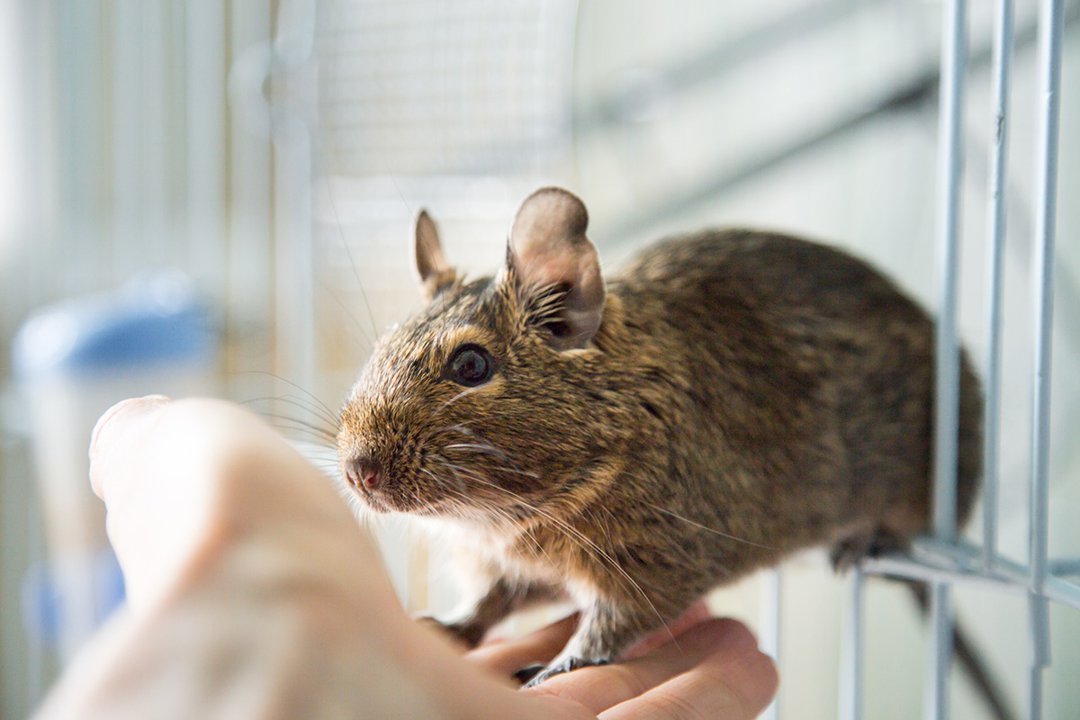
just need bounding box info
[345,455,383,492]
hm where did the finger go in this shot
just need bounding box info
[526,617,754,715]
[465,614,578,678]
[621,600,712,660]
[601,624,778,720]
[88,395,172,500]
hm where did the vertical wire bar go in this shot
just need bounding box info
[840,568,865,720]
[1027,595,1050,719]
[1028,0,1062,617]
[1026,1,1064,717]
[929,0,966,717]
[934,0,966,550]
[759,569,782,720]
[226,1,272,395]
[981,0,1014,574]
[140,0,167,267]
[269,0,317,412]
[186,1,226,295]
[926,584,955,720]
[112,0,141,281]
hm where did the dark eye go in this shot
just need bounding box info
[445,344,495,387]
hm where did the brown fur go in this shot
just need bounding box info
[338,189,982,686]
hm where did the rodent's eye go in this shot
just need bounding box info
[444,344,496,387]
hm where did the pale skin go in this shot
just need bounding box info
[35,396,778,719]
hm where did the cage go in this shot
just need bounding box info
[0,1,1077,718]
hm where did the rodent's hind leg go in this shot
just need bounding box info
[830,527,908,573]
[420,578,558,648]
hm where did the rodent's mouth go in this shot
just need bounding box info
[351,481,440,516]
[355,491,392,514]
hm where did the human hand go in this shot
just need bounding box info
[467,607,779,719]
[36,396,776,719]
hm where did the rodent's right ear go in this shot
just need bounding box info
[414,209,458,303]
[506,188,605,350]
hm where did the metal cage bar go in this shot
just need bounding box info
[1029,0,1064,614]
[1027,0,1066,716]
[864,539,1080,609]
[840,569,865,720]
[928,0,967,716]
[981,0,1014,575]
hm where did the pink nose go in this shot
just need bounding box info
[346,456,383,492]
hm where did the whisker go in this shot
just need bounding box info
[261,417,337,439]
[432,386,486,418]
[251,412,338,441]
[441,432,539,478]
[443,445,540,480]
[435,460,676,648]
[421,465,465,494]
[317,275,376,354]
[241,395,340,434]
[233,372,340,425]
[644,503,774,550]
[326,179,380,341]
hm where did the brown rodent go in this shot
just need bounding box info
[337,187,993,702]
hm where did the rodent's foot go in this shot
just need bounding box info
[829,536,871,573]
[521,656,611,688]
[830,529,908,573]
[415,615,486,648]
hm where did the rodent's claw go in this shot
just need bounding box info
[520,656,611,689]
[513,663,546,685]
[830,529,908,574]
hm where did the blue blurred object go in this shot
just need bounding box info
[12,269,216,381]
[13,269,217,657]
[21,551,126,647]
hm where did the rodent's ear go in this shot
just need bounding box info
[414,209,458,303]
[506,187,605,350]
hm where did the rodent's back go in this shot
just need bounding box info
[604,230,980,558]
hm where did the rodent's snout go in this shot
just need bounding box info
[343,454,384,493]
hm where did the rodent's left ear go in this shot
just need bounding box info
[414,209,458,303]
[506,187,605,350]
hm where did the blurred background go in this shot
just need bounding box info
[1,1,1078,718]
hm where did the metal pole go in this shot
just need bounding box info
[1027,596,1050,719]
[1028,0,1063,616]
[840,569,865,720]
[929,0,966,716]
[933,0,966,554]
[981,0,1014,574]
[1027,0,1064,716]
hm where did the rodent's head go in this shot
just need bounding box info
[338,188,610,524]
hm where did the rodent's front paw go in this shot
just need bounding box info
[520,655,611,688]
[415,615,487,648]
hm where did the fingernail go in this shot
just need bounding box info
[89,395,172,456]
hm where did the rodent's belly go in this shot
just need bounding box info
[501,531,620,597]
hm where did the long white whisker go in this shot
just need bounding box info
[438,461,676,648]
[432,385,486,418]
[644,503,774,550]
[442,443,541,479]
